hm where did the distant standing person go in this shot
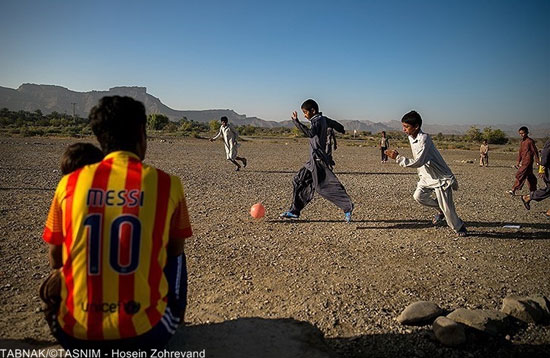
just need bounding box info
[520,139,550,217]
[280,99,353,222]
[479,139,489,167]
[385,110,467,237]
[508,126,539,196]
[380,131,389,163]
[210,116,247,171]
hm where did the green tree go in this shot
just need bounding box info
[483,127,508,144]
[465,126,483,142]
[179,118,193,132]
[147,114,170,130]
[209,119,221,133]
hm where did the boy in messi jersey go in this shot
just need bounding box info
[42,96,192,350]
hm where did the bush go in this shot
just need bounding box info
[483,127,508,144]
[209,120,221,133]
[465,126,483,142]
[147,114,170,130]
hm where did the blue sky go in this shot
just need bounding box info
[0,0,548,125]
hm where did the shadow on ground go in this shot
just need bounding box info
[270,218,549,240]
[248,170,416,176]
[2,318,548,357]
[169,317,550,358]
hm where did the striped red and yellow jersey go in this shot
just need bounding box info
[43,151,192,340]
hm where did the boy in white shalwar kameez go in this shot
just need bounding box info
[210,116,247,171]
[386,110,467,237]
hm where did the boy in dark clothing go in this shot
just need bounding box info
[520,139,550,217]
[509,126,540,195]
[326,127,337,170]
[280,99,353,222]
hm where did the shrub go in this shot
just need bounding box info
[147,114,170,130]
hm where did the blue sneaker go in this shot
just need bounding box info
[344,211,352,223]
[280,211,299,219]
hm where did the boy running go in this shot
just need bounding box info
[210,116,247,171]
[386,110,467,237]
[280,99,353,222]
[520,139,550,217]
[509,126,539,195]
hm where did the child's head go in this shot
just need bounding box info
[301,99,319,120]
[61,143,104,175]
[401,110,422,137]
[518,126,529,139]
[220,116,228,126]
[381,131,386,137]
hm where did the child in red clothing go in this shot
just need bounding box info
[509,127,540,195]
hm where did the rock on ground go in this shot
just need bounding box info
[501,295,550,323]
[432,316,466,347]
[447,309,511,336]
[397,301,445,325]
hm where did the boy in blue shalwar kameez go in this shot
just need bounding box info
[280,99,353,222]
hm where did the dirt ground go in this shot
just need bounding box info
[0,136,549,357]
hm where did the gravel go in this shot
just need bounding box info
[0,136,549,356]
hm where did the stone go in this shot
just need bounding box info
[501,295,549,323]
[529,294,550,320]
[432,316,466,347]
[167,317,336,358]
[397,301,445,325]
[447,308,511,336]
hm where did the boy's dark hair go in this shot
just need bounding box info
[382,131,386,135]
[89,96,146,154]
[518,126,529,133]
[301,99,319,113]
[220,116,228,123]
[61,143,104,175]
[401,110,422,128]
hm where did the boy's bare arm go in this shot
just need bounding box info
[291,111,314,137]
[49,244,63,269]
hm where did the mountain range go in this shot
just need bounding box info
[1,84,548,136]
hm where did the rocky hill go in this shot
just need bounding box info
[1,84,548,136]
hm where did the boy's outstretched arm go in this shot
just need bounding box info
[388,137,431,168]
[291,111,315,137]
[210,127,222,141]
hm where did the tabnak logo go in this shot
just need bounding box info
[81,300,141,314]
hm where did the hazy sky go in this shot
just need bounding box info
[0,0,548,125]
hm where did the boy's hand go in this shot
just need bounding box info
[291,111,298,121]
[385,149,398,160]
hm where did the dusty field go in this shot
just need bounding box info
[0,135,549,357]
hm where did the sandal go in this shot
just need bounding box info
[456,226,468,237]
[432,213,445,225]
[521,196,530,210]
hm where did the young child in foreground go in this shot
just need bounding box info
[385,110,468,237]
[40,142,104,328]
[60,142,104,174]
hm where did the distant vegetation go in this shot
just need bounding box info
[2,108,546,151]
